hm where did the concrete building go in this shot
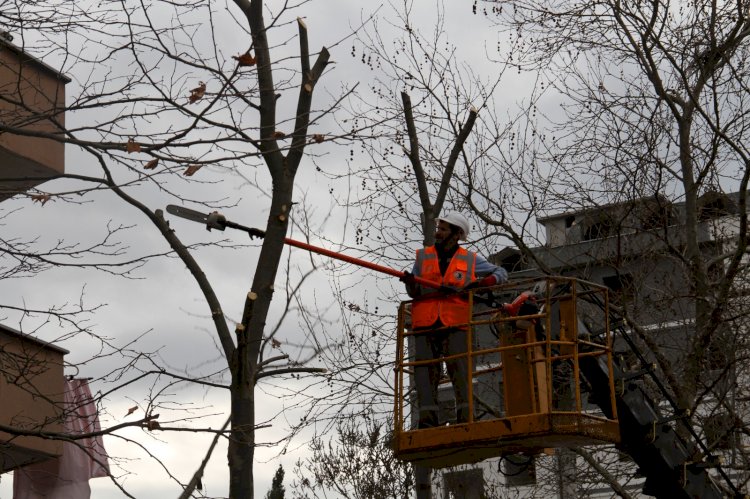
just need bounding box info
[426,192,748,497]
[0,35,69,201]
[0,324,68,471]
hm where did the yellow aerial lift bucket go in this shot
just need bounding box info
[392,277,621,468]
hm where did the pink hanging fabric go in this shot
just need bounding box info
[13,378,109,499]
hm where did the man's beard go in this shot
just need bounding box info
[435,237,456,252]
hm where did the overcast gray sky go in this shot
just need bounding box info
[0,1,518,497]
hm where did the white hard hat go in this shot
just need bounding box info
[437,212,470,240]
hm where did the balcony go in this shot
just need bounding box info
[0,324,68,472]
[0,38,69,201]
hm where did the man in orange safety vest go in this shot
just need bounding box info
[402,212,508,428]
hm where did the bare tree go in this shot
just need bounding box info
[308,0,750,496]
[0,0,362,497]
[292,411,413,499]
[322,2,522,496]
[459,0,750,494]
[334,1,518,259]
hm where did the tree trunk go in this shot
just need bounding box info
[229,353,255,498]
[228,179,294,498]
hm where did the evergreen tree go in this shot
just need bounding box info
[266,465,285,499]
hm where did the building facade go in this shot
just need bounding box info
[0,36,68,201]
[427,193,748,497]
[0,38,70,472]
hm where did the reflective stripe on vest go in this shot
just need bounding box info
[412,246,476,328]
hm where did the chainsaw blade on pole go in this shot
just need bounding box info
[166,205,210,224]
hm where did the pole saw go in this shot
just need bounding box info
[165,205,442,290]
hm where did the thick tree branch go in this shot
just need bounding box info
[154,210,237,362]
[433,105,478,215]
[179,416,231,499]
[400,91,432,236]
[287,18,330,172]
[573,448,636,499]
[255,366,327,381]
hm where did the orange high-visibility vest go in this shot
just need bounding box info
[412,246,476,328]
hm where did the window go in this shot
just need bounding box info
[583,221,608,241]
[581,213,616,241]
[443,468,486,499]
[698,191,737,221]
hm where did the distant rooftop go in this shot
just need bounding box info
[0,36,71,84]
[0,322,69,355]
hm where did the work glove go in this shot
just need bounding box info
[517,300,540,317]
[400,271,416,286]
[400,271,421,299]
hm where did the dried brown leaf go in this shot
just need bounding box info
[183,164,203,177]
[272,131,286,139]
[311,134,325,144]
[271,338,282,349]
[146,420,162,431]
[189,82,206,104]
[125,406,138,417]
[232,52,257,67]
[126,138,141,153]
[31,193,51,205]
[144,158,158,170]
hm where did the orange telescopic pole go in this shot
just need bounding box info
[164,205,441,290]
[279,236,440,289]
